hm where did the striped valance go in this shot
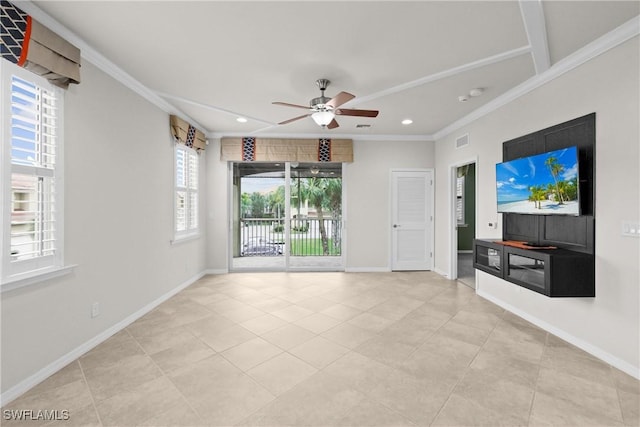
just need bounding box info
[170,115,206,151]
[220,137,353,163]
[1,0,81,88]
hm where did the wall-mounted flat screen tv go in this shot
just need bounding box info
[496,146,580,216]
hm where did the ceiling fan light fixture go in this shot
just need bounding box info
[402,119,413,125]
[311,110,335,127]
[236,117,248,123]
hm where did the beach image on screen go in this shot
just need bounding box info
[496,146,579,215]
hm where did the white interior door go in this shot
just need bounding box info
[391,170,433,271]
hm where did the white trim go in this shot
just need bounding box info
[343,46,532,108]
[519,0,551,74]
[476,288,640,380]
[433,267,450,278]
[0,270,206,407]
[211,131,435,142]
[157,92,275,127]
[1,62,66,283]
[12,2,639,143]
[345,267,391,273]
[434,15,640,140]
[204,268,229,275]
[15,1,206,133]
[1,264,76,293]
[448,158,478,280]
[170,233,201,245]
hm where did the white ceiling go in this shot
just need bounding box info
[30,1,639,139]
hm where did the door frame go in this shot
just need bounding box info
[449,157,478,280]
[389,168,435,271]
[227,161,346,272]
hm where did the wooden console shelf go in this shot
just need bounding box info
[473,239,594,297]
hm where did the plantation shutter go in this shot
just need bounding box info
[9,73,59,272]
[456,176,465,225]
[175,145,198,234]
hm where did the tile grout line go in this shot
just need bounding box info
[124,325,209,426]
[76,358,104,427]
[427,303,505,425]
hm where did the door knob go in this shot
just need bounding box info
[393,224,399,228]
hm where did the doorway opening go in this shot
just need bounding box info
[453,162,476,288]
[230,162,344,271]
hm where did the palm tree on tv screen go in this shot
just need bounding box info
[545,156,566,204]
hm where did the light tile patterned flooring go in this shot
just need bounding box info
[3,272,639,426]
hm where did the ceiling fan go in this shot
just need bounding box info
[273,79,379,129]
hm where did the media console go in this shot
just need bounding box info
[473,113,596,298]
[473,239,594,297]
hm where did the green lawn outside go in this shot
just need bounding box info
[290,238,341,256]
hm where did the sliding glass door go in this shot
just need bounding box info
[289,162,343,270]
[230,162,343,271]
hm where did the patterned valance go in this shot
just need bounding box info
[1,0,81,88]
[170,115,206,151]
[220,137,353,163]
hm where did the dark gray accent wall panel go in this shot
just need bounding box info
[502,113,595,255]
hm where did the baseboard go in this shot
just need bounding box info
[433,267,450,279]
[457,250,473,254]
[204,268,228,275]
[345,267,392,273]
[0,271,207,407]
[476,289,640,380]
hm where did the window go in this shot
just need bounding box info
[1,63,65,285]
[456,175,465,226]
[174,144,199,238]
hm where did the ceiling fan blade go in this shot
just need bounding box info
[326,91,355,109]
[278,114,310,125]
[273,101,310,110]
[327,119,339,129]
[335,108,379,118]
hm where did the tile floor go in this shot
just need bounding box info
[3,272,638,426]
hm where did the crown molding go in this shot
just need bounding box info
[15,1,206,132]
[14,1,638,144]
[433,15,640,141]
[346,45,531,108]
[209,131,435,142]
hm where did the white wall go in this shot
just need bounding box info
[345,140,435,270]
[1,61,207,395]
[434,37,639,375]
[205,139,435,272]
[206,139,229,273]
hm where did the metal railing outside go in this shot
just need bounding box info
[240,217,341,256]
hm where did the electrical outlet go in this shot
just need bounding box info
[622,221,640,237]
[488,222,498,229]
[91,302,100,318]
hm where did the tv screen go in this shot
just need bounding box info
[496,146,580,216]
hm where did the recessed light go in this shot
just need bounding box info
[402,119,413,125]
[469,88,484,97]
[236,117,248,123]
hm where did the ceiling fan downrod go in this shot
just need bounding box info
[312,79,331,109]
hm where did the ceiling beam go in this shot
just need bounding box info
[155,92,276,128]
[344,46,531,108]
[519,0,551,74]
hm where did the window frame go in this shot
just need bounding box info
[173,143,199,242]
[1,61,69,289]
